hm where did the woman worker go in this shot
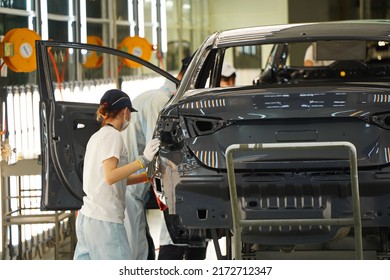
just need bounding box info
[73,89,160,260]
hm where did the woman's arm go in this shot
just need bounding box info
[102,157,143,185]
[127,172,149,185]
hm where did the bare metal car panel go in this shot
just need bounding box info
[170,86,390,169]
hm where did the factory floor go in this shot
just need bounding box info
[38,209,375,260]
[35,209,221,260]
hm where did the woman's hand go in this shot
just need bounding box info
[143,138,161,162]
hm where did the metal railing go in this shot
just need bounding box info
[225,141,363,260]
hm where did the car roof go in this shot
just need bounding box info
[213,20,390,47]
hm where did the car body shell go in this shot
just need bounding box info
[153,20,390,250]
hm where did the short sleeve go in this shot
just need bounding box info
[100,130,125,162]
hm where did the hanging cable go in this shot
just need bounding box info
[48,48,64,101]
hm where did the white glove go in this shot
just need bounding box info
[143,138,161,162]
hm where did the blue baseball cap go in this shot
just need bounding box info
[100,89,137,112]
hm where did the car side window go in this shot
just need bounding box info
[45,46,172,104]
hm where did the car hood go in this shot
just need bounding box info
[176,84,390,120]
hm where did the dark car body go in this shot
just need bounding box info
[153,21,390,258]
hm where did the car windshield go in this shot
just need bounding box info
[180,39,390,100]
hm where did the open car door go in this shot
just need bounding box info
[35,41,178,210]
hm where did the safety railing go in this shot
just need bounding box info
[225,141,363,260]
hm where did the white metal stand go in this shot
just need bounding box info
[225,141,363,260]
[1,159,75,259]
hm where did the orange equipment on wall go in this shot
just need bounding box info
[118,35,152,68]
[0,28,41,72]
[82,35,104,68]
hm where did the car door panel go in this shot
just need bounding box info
[36,41,178,210]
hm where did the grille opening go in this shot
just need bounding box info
[384,116,390,126]
[197,209,208,220]
[154,178,162,192]
[247,200,259,208]
[195,120,214,132]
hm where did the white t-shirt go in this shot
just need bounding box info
[80,125,128,224]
